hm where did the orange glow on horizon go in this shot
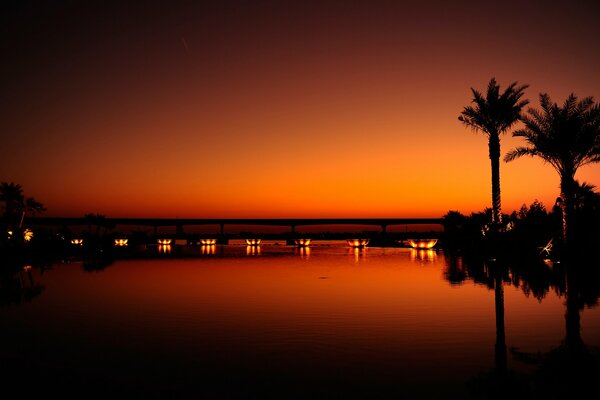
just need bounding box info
[2,2,599,219]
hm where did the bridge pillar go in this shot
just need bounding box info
[219,223,225,236]
[291,225,296,234]
[153,225,158,236]
[381,224,388,234]
[176,224,184,235]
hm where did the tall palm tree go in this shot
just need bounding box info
[505,94,600,245]
[459,78,529,230]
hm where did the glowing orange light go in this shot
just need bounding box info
[246,245,261,255]
[23,229,33,242]
[71,238,83,245]
[296,246,311,258]
[246,239,261,246]
[294,238,311,246]
[407,239,438,249]
[114,238,129,246]
[346,239,369,248]
[200,244,216,255]
[23,265,32,271]
[350,247,367,262]
[158,244,171,254]
[200,239,217,245]
[157,239,172,245]
[410,249,437,262]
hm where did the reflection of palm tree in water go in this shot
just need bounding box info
[525,259,600,398]
[564,266,584,353]
[0,266,45,306]
[493,265,507,375]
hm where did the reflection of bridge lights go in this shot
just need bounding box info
[349,247,367,262]
[157,239,172,245]
[347,239,369,248]
[71,238,83,245]
[246,239,261,246]
[200,245,216,255]
[246,245,261,255]
[294,238,311,247]
[114,239,128,246]
[158,244,171,254]
[410,249,437,263]
[295,246,311,259]
[200,239,217,245]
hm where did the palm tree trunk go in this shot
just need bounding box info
[560,176,575,246]
[489,134,502,229]
[18,210,25,230]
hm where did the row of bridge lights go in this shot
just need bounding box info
[69,237,438,249]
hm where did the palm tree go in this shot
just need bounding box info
[459,78,529,230]
[505,94,600,245]
[0,182,24,229]
[18,197,46,229]
[0,182,24,214]
[0,182,45,231]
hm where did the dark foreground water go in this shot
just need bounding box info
[1,243,599,399]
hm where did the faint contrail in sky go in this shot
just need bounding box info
[181,36,190,55]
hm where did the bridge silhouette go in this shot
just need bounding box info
[30,217,443,244]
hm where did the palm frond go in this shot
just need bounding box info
[504,147,537,162]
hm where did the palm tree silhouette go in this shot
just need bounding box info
[0,182,46,231]
[459,78,529,231]
[0,182,24,227]
[18,196,45,229]
[505,94,600,245]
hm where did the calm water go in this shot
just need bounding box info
[2,243,599,399]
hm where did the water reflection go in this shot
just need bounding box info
[0,265,45,306]
[200,244,216,255]
[294,246,311,259]
[246,245,261,255]
[348,247,367,263]
[443,253,467,285]
[458,252,600,398]
[2,244,600,398]
[410,249,437,263]
[158,244,171,254]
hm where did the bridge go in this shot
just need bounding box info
[29,217,443,244]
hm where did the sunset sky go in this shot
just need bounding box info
[1,0,599,218]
